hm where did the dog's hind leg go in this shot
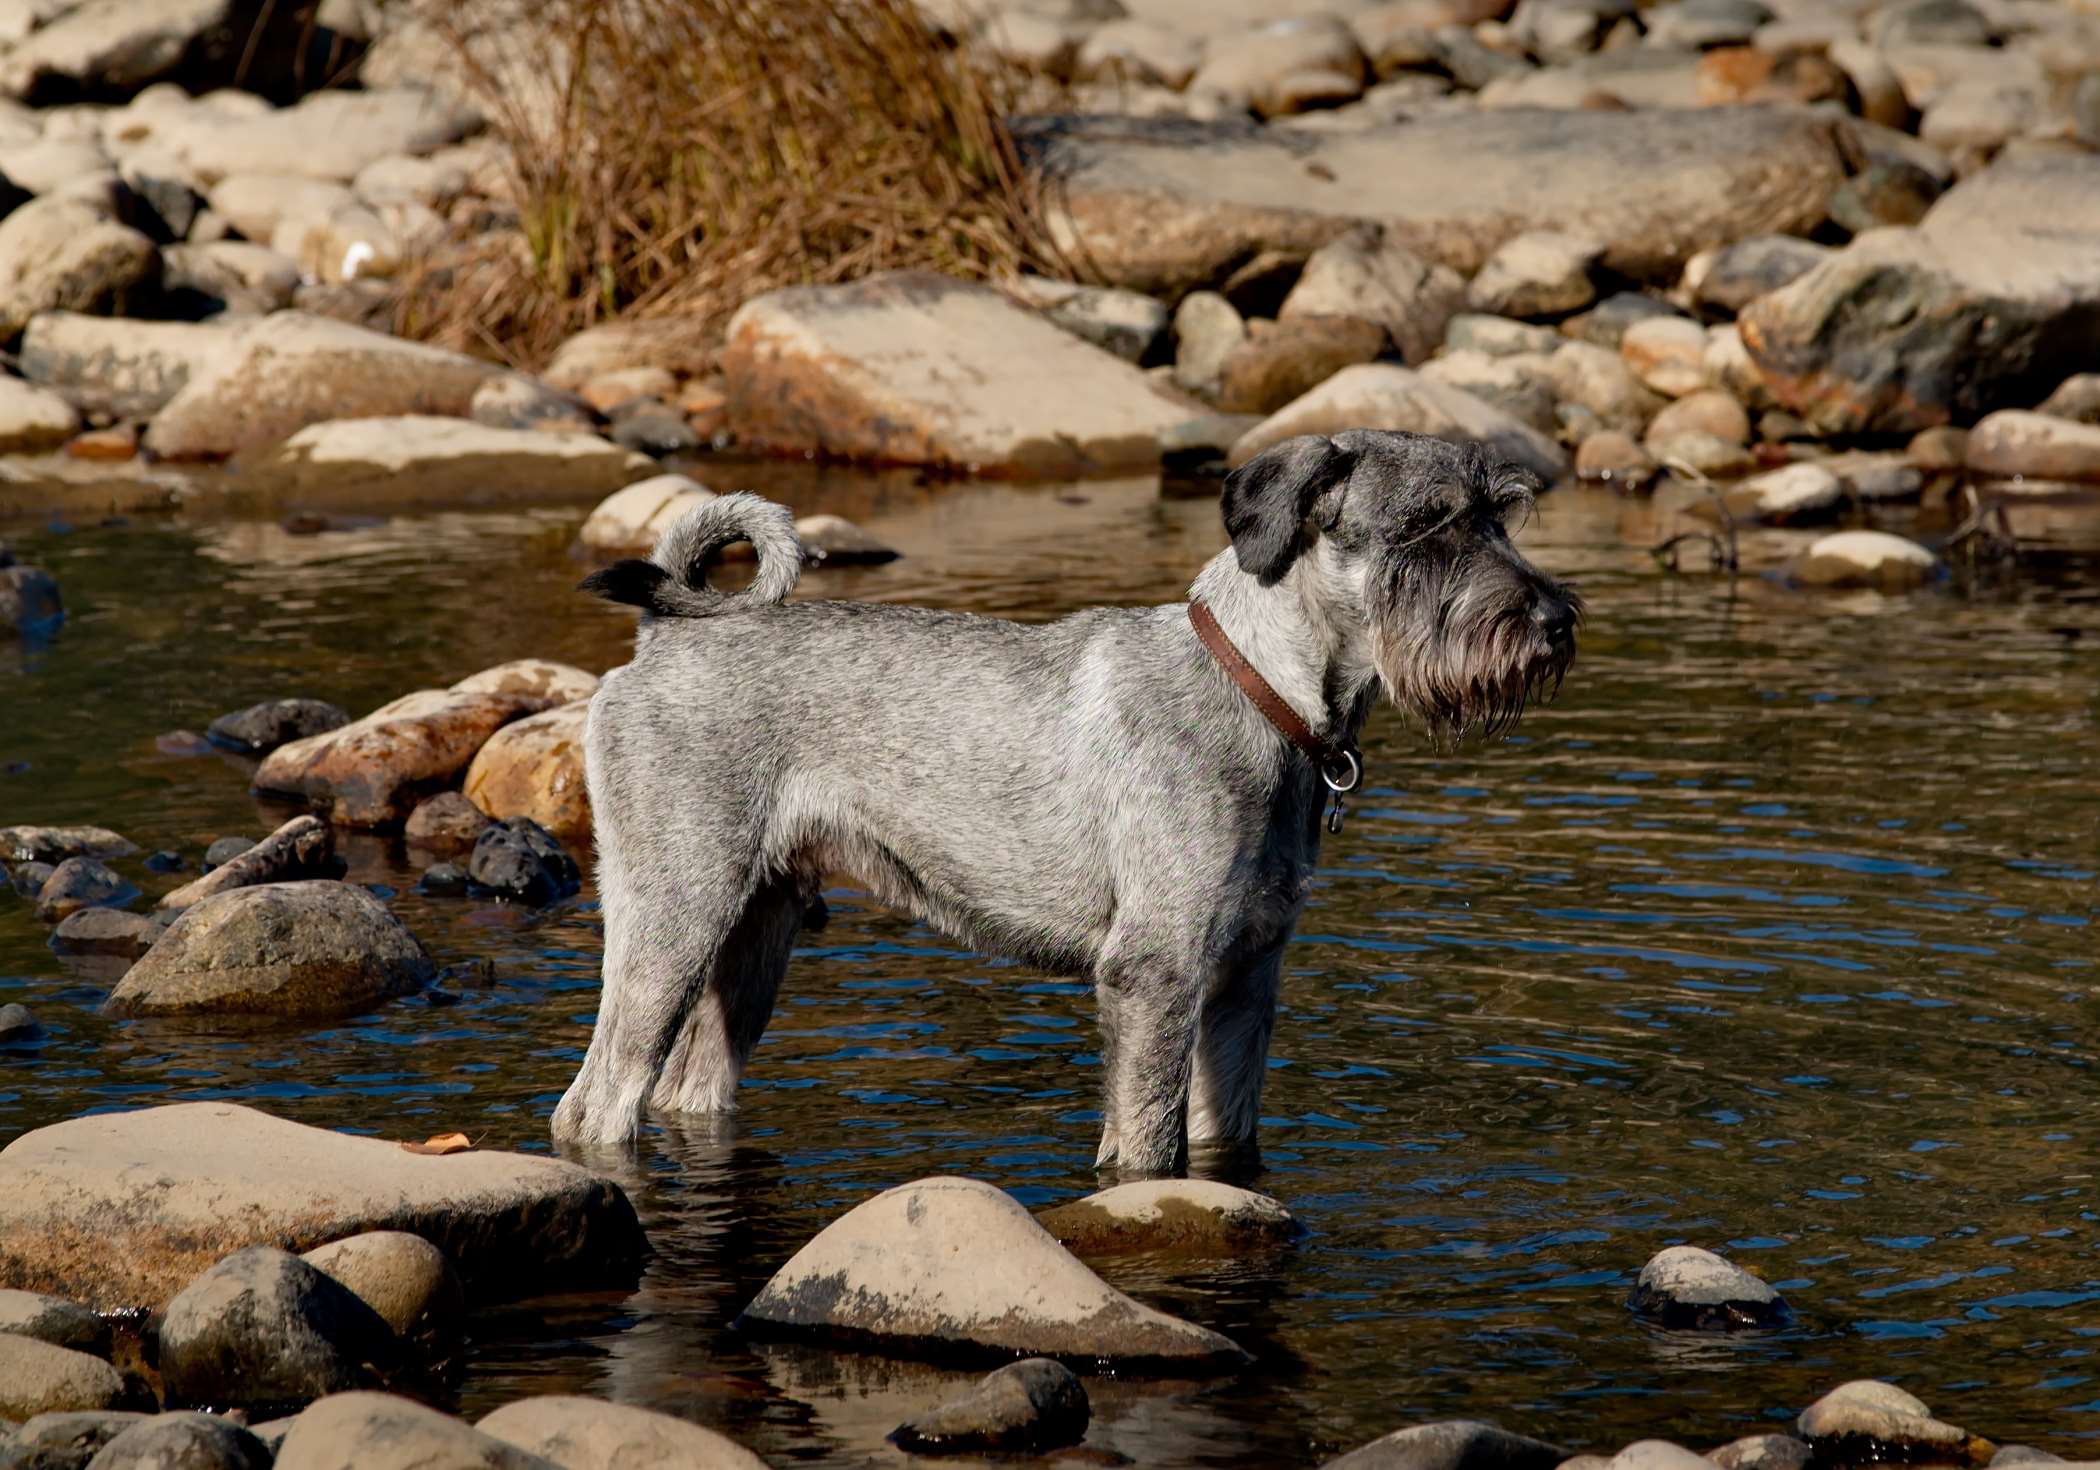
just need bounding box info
[1187,946,1284,1160]
[650,874,802,1116]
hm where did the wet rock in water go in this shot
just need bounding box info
[1026,107,1845,298]
[1547,341,1668,438]
[416,863,469,897]
[159,1246,396,1412]
[1040,1179,1298,1256]
[889,1358,1090,1456]
[1627,1246,1788,1329]
[1228,364,1569,483]
[50,906,165,960]
[476,1396,769,1470]
[9,863,56,899]
[1010,278,1171,364]
[104,881,433,1020]
[2036,375,2100,426]
[1445,314,1563,360]
[201,837,254,872]
[1796,1381,1987,1463]
[1707,1433,1812,1470]
[1620,318,1710,399]
[142,313,504,463]
[1467,230,1603,320]
[1743,151,2100,437]
[254,417,653,505]
[143,851,184,874]
[0,827,137,866]
[1966,411,2100,484]
[1189,15,1367,118]
[467,820,581,907]
[156,815,337,911]
[1276,227,1461,367]
[0,1103,643,1312]
[1608,1443,1720,1470]
[404,793,493,855]
[1685,235,1832,317]
[1789,532,1943,592]
[0,196,158,339]
[252,687,539,828]
[0,1000,39,1040]
[205,699,351,756]
[300,1233,463,1358]
[1576,430,1660,489]
[0,1288,110,1356]
[1,562,64,635]
[576,474,714,554]
[84,1412,274,1470]
[35,859,139,925]
[0,1336,126,1420]
[1715,462,1844,525]
[1651,430,1752,481]
[723,271,1196,477]
[739,1176,1247,1370]
[0,376,82,454]
[6,1409,153,1469]
[609,407,699,459]
[1318,1418,1570,1470]
[278,1393,562,1470]
[453,660,599,710]
[795,514,899,566]
[1172,292,1248,400]
[1908,425,1969,473]
[1216,315,1389,417]
[1645,391,1749,455]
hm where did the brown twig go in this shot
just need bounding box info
[1649,458,1740,574]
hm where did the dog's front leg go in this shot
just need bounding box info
[1092,957,1203,1177]
[1188,947,1284,1157]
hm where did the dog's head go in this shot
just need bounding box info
[1222,429,1580,741]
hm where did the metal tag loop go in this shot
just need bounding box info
[1320,747,1362,795]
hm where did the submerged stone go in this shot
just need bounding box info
[889,1358,1090,1455]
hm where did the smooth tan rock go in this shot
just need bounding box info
[1575,429,1658,486]
[1646,390,1749,451]
[1796,1381,1981,1459]
[1705,1434,1811,1470]
[302,1232,464,1351]
[206,175,355,246]
[576,474,715,554]
[252,687,539,828]
[739,1177,1248,1370]
[0,375,80,451]
[1788,531,1941,590]
[1967,410,2100,483]
[453,660,598,708]
[1420,349,1559,435]
[0,1334,126,1419]
[0,1287,109,1355]
[19,312,238,419]
[478,1397,768,1470]
[0,195,158,337]
[165,88,478,186]
[279,1394,563,1470]
[403,792,493,854]
[1028,106,1847,296]
[543,317,715,392]
[162,239,302,313]
[106,881,433,1020]
[1038,1180,1298,1254]
[0,1103,642,1311]
[1188,15,1367,117]
[1467,230,1603,319]
[723,271,1195,476]
[463,703,589,842]
[1547,340,1668,435]
[1620,317,1711,398]
[1717,462,1844,523]
[1216,315,1387,415]
[143,313,502,462]
[252,418,652,506]
[0,824,136,864]
[1075,19,1203,88]
[156,814,334,911]
[1627,1245,1787,1329]
[1229,362,1569,481]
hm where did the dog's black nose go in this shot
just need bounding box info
[1533,595,1577,647]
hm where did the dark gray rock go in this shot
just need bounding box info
[35,860,139,925]
[1319,1419,1570,1470]
[415,862,469,897]
[1649,0,1772,49]
[1690,236,1832,316]
[0,1001,38,1040]
[403,793,493,854]
[0,827,134,866]
[50,908,165,960]
[468,820,580,906]
[1560,292,1685,349]
[1628,1246,1788,1329]
[205,700,350,757]
[6,1411,150,1470]
[0,1290,109,1357]
[83,1413,271,1470]
[609,409,699,458]
[1,564,63,635]
[156,1247,397,1413]
[142,852,183,874]
[156,816,338,911]
[104,882,433,1020]
[890,1358,1089,1455]
[201,838,254,872]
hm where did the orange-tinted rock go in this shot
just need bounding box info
[462,702,591,842]
[253,688,538,828]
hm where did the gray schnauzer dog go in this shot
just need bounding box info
[553,429,1580,1174]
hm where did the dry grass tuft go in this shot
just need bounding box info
[394,0,1058,368]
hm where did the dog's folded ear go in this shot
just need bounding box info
[1221,435,1357,585]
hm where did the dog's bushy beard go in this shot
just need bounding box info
[1366,554,1580,745]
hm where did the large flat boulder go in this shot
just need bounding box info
[1742,150,2100,436]
[140,312,505,462]
[251,417,654,505]
[0,1103,644,1311]
[20,313,241,420]
[1022,107,1848,296]
[738,1176,1248,1372]
[721,271,1197,476]
[1227,363,1568,481]
[252,687,539,828]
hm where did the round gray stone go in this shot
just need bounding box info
[1628,1246,1787,1330]
[157,1246,398,1412]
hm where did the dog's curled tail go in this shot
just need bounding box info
[579,492,802,618]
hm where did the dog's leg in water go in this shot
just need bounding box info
[650,876,802,1115]
[1187,947,1284,1160]
[1093,948,1205,1176]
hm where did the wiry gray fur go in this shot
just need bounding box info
[553,430,1581,1175]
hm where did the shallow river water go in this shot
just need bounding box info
[3,470,2098,1464]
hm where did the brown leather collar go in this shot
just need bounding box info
[1189,600,1363,829]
